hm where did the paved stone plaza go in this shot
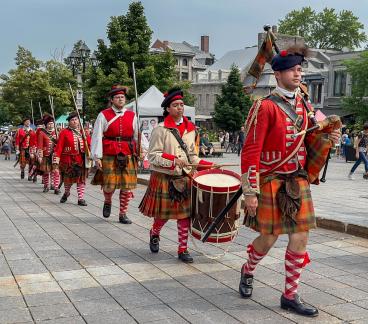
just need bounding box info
[1,156,368,323]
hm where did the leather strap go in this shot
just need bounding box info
[169,128,191,162]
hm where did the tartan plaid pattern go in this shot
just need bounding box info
[39,156,54,173]
[244,176,316,235]
[139,171,191,220]
[19,149,30,168]
[248,31,275,81]
[91,155,137,191]
[59,163,87,185]
[305,132,331,184]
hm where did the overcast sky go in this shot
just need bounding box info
[1,0,367,74]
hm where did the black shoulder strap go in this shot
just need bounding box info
[41,128,57,144]
[169,128,191,162]
[267,94,306,131]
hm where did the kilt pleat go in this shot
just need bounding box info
[59,163,87,185]
[39,156,53,173]
[91,155,137,191]
[244,176,316,235]
[19,149,30,168]
[139,171,191,220]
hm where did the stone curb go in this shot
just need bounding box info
[138,176,368,240]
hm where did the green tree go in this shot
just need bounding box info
[86,1,177,116]
[213,65,252,132]
[278,7,366,50]
[342,51,368,123]
[0,46,75,124]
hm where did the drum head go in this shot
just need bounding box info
[192,169,240,193]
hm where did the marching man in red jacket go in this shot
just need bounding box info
[15,117,35,180]
[37,114,60,194]
[91,85,138,224]
[54,112,90,206]
[239,46,341,317]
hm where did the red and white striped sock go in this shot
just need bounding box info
[119,190,134,215]
[29,165,37,177]
[242,244,266,275]
[64,184,72,196]
[53,170,60,189]
[103,190,114,204]
[177,218,190,254]
[42,174,50,188]
[76,183,85,200]
[284,249,310,300]
[151,218,167,236]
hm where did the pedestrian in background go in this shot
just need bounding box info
[348,123,368,180]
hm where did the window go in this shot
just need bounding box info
[181,72,188,80]
[197,94,202,106]
[176,59,179,66]
[182,58,188,66]
[310,83,322,104]
[333,70,347,96]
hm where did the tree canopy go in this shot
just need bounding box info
[0,46,75,124]
[342,51,368,123]
[278,7,367,50]
[213,65,252,132]
[85,1,179,117]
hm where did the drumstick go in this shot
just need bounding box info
[186,163,239,168]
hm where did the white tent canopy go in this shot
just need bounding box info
[125,85,195,122]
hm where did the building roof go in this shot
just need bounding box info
[207,46,258,71]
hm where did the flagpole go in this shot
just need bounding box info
[132,62,141,159]
[38,102,43,118]
[30,100,34,125]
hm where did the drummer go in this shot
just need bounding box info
[139,87,213,263]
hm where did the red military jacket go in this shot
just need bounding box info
[102,107,136,156]
[241,91,313,195]
[37,129,57,158]
[54,127,89,166]
[15,128,34,150]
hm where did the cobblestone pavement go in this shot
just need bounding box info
[1,158,368,323]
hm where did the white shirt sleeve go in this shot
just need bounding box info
[133,115,138,143]
[90,112,106,160]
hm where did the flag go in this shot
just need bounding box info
[248,31,276,81]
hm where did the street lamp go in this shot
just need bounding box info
[66,41,97,124]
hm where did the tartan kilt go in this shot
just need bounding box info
[39,156,53,173]
[59,162,87,185]
[244,176,316,235]
[91,155,137,191]
[19,148,30,168]
[139,171,191,220]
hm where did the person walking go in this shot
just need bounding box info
[348,123,368,180]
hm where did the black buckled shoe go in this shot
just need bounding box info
[239,270,253,298]
[78,199,87,206]
[149,234,160,253]
[280,294,318,317]
[33,175,37,183]
[178,250,194,263]
[43,186,49,193]
[60,193,69,203]
[28,176,33,181]
[103,203,112,218]
[21,171,25,179]
[119,214,132,224]
[54,189,60,195]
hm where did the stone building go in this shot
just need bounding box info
[150,36,215,81]
[191,26,349,117]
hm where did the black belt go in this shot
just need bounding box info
[103,136,132,142]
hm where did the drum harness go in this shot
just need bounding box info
[169,127,240,259]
